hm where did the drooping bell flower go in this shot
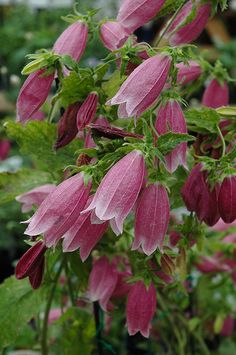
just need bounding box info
[133,184,170,255]
[88,256,118,311]
[16,69,55,123]
[176,60,202,85]
[181,163,220,226]
[24,173,91,244]
[62,197,109,261]
[54,102,80,150]
[107,54,171,118]
[126,280,156,338]
[85,116,110,148]
[117,0,165,33]
[0,140,11,160]
[15,241,47,289]
[111,271,131,298]
[202,79,229,109]
[218,175,236,223]
[196,255,230,273]
[164,0,211,46]
[53,21,88,62]
[77,93,98,131]
[155,100,187,173]
[16,184,56,213]
[220,316,235,337]
[82,150,144,235]
[99,21,130,51]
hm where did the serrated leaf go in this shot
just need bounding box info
[0,169,52,205]
[94,63,109,82]
[216,106,236,117]
[185,108,221,133]
[102,70,126,99]
[0,276,46,349]
[157,132,195,155]
[156,0,185,19]
[59,71,94,106]
[5,120,81,174]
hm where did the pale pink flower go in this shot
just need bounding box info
[117,0,165,33]
[53,21,88,61]
[202,79,229,108]
[0,140,11,160]
[16,69,54,123]
[77,93,98,131]
[48,308,63,324]
[126,281,156,338]
[88,256,118,311]
[82,150,145,235]
[133,184,170,255]
[196,255,230,273]
[107,54,171,118]
[100,21,130,51]
[164,0,211,46]
[211,219,236,232]
[16,184,56,213]
[155,100,187,173]
[24,174,91,247]
[176,60,202,85]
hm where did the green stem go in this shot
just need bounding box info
[64,256,76,306]
[41,260,64,355]
[217,125,226,158]
[155,1,186,47]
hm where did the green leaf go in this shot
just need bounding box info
[185,108,221,133]
[157,132,195,155]
[0,276,46,349]
[102,70,126,99]
[216,106,236,117]
[59,71,94,106]
[156,0,185,19]
[5,120,81,174]
[0,169,52,205]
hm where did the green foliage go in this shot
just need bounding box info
[102,70,126,99]
[157,132,195,155]
[0,276,46,349]
[185,107,221,133]
[5,120,81,175]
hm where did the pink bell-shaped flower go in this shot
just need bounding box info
[220,316,235,337]
[62,198,108,261]
[99,21,130,51]
[126,280,156,338]
[155,100,187,173]
[117,0,165,33]
[77,93,98,131]
[218,175,236,223]
[16,69,54,123]
[181,163,220,226]
[53,21,88,62]
[176,60,202,85]
[82,150,145,235]
[133,184,170,255]
[107,54,171,118]
[88,256,118,311]
[202,79,229,109]
[16,184,56,213]
[24,173,91,246]
[0,140,11,160]
[164,0,211,46]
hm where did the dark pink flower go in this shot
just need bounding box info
[164,0,211,46]
[24,174,91,246]
[126,281,156,338]
[155,100,187,173]
[85,116,110,148]
[82,150,144,235]
[16,69,54,123]
[133,184,170,255]
[28,257,45,289]
[202,79,229,109]
[176,60,202,85]
[99,21,130,51]
[16,184,56,213]
[15,241,46,279]
[107,54,171,118]
[54,102,80,150]
[77,93,98,131]
[117,0,165,33]
[181,163,220,226]
[196,255,230,273]
[218,175,236,223]
[88,256,118,311]
[0,140,11,160]
[53,21,88,61]
[220,316,235,337]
